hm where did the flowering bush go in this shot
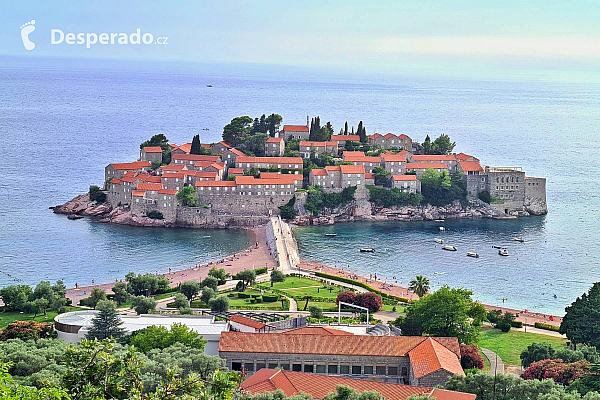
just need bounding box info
[336,291,357,305]
[521,359,590,385]
[460,344,484,370]
[0,320,55,341]
[354,292,383,312]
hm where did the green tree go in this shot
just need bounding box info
[372,166,392,187]
[89,185,106,203]
[86,300,126,340]
[422,135,432,154]
[432,134,456,155]
[279,196,298,220]
[496,312,516,332]
[190,134,201,155]
[0,284,32,312]
[265,114,283,137]
[223,116,253,147]
[125,272,170,296]
[357,121,367,143]
[177,186,201,207]
[270,270,286,287]
[131,296,157,315]
[408,275,430,298]
[140,133,169,150]
[112,282,130,306]
[259,114,267,133]
[397,286,480,344]
[209,296,229,312]
[128,323,206,354]
[201,276,219,292]
[171,293,189,309]
[561,283,600,349]
[201,287,216,304]
[87,287,107,309]
[236,270,256,291]
[180,281,200,302]
[208,267,230,285]
[0,360,69,400]
[308,305,323,319]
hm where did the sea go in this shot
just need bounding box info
[1,55,599,315]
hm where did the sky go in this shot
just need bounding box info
[2,0,600,81]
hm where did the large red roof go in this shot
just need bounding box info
[283,125,309,132]
[339,164,366,174]
[143,146,163,153]
[406,163,447,170]
[109,161,151,170]
[172,154,220,162]
[229,315,267,330]
[282,326,353,335]
[393,175,418,181]
[331,135,360,141]
[408,338,465,379]
[267,137,284,143]
[458,161,483,172]
[236,156,303,165]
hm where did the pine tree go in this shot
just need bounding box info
[190,134,201,155]
[323,122,333,141]
[252,118,260,134]
[259,114,267,133]
[268,114,277,137]
[86,300,125,341]
[344,121,348,135]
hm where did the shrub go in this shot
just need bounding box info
[0,320,55,341]
[89,185,106,203]
[511,320,523,328]
[209,296,229,312]
[179,307,193,315]
[478,190,491,204]
[279,197,298,220]
[521,342,556,368]
[200,287,216,304]
[254,267,269,276]
[535,322,560,332]
[200,276,219,292]
[354,292,383,312]
[208,267,229,285]
[309,305,324,319]
[367,186,423,207]
[262,295,279,302]
[172,293,189,309]
[495,312,515,332]
[521,359,589,385]
[238,292,250,299]
[132,295,157,315]
[336,291,357,305]
[460,344,484,370]
[315,272,407,303]
[487,309,502,324]
[146,210,164,220]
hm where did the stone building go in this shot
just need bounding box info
[105,161,151,182]
[342,153,382,173]
[405,163,447,177]
[172,154,221,168]
[265,137,285,157]
[484,166,526,214]
[411,155,457,171]
[236,156,303,173]
[369,133,412,150]
[171,143,192,155]
[457,161,486,198]
[381,152,408,175]
[210,141,245,164]
[240,369,476,400]
[139,146,163,163]
[218,332,464,387]
[392,175,421,193]
[280,125,310,141]
[299,141,338,158]
[330,135,361,147]
[308,165,374,191]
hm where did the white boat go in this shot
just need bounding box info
[434,238,444,244]
[498,248,510,256]
[466,252,479,258]
[513,237,525,242]
[439,227,445,231]
[324,233,337,237]
[360,248,375,253]
[442,245,457,251]
[434,219,445,222]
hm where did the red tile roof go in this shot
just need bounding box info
[398,134,410,140]
[240,369,475,400]
[370,133,382,139]
[393,175,418,181]
[458,161,483,172]
[365,173,374,179]
[266,137,284,143]
[194,161,214,169]
[178,143,192,153]
[228,168,244,175]
[218,141,233,148]
[283,125,309,132]
[345,155,381,163]
[339,164,366,174]
[193,171,218,178]
[408,338,465,379]
[196,181,237,187]
[161,173,185,179]
[136,183,163,191]
[132,190,145,197]
[173,154,220,162]
[235,176,298,186]
[109,161,151,170]
[230,148,245,157]
[325,165,341,172]
[282,326,353,335]
[384,133,397,139]
[143,146,163,153]
[209,163,225,170]
[229,315,267,330]
[300,141,338,147]
[406,163,447,170]
[331,135,360,142]
[218,332,460,358]
[412,155,456,162]
[111,179,122,184]
[343,151,366,157]
[455,153,478,161]
[158,189,178,195]
[160,164,187,172]
[201,143,211,149]
[311,169,328,176]
[236,156,303,165]
[138,175,162,183]
[381,152,407,162]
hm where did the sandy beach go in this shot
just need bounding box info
[66,226,276,304]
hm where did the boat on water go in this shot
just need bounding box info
[434,219,445,222]
[439,227,445,231]
[434,238,444,244]
[324,233,337,237]
[206,84,213,87]
[492,245,503,249]
[514,237,525,242]
[360,248,375,253]
[466,252,479,258]
[498,248,510,256]
[442,245,457,251]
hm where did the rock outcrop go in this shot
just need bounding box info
[99,207,169,227]
[524,196,548,216]
[53,194,112,217]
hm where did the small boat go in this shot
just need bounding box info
[206,84,213,87]
[466,252,479,258]
[434,219,445,222]
[442,245,457,251]
[439,227,445,231]
[360,248,375,253]
[67,214,84,220]
[324,233,337,237]
[513,237,525,242]
[492,245,503,249]
[434,238,444,244]
[498,248,510,256]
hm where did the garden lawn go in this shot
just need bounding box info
[190,289,288,311]
[255,276,329,290]
[0,307,86,329]
[477,326,567,366]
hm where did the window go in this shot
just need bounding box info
[328,365,338,374]
[232,362,242,371]
[281,363,290,371]
[364,366,374,374]
[244,363,254,372]
[376,366,386,375]
[256,362,266,370]
[401,367,408,376]
[268,363,278,369]
[388,367,398,375]
[340,365,350,374]
[304,364,314,373]
[292,364,302,372]
[316,365,326,374]
[351,366,362,375]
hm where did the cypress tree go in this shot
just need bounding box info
[259,114,267,133]
[344,121,348,135]
[358,121,367,143]
[252,117,260,134]
[85,300,125,341]
[268,114,277,137]
[190,134,201,155]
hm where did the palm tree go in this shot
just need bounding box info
[409,275,430,298]
[301,295,313,311]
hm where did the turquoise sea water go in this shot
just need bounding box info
[1,56,599,314]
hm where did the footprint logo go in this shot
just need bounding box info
[20,20,36,50]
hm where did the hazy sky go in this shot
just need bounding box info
[3,0,600,80]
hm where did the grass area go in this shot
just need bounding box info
[190,289,288,311]
[255,276,328,291]
[117,292,175,309]
[477,326,567,366]
[479,349,491,372]
[0,307,86,329]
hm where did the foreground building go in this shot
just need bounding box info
[240,369,476,400]
[218,332,464,387]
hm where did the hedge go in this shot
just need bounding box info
[511,320,523,328]
[262,295,279,302]
[314,272,408,303]
[535,322,561,332]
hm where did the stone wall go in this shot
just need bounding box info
[524,177,548,215]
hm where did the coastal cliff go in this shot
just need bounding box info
[52,194,112,217]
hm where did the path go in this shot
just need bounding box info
[286,296,298,312]
[481,348,505,375]
[66,225,276,305]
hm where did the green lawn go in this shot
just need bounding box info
[477,326,567,366]
[0,307,86,329]
[255,276,327,291]
[190,289,288,311]
[479,349,491,372]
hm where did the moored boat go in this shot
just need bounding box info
[434,219,445,222]
[434,238,444,244]
[466,252,479,258]
[442,244,457,251]
[498,248,509,256]
[514,237,525,242]
[492,245,503,249]
[439,227,445,231]
[360,248,375,253]
[324,233,337,237]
